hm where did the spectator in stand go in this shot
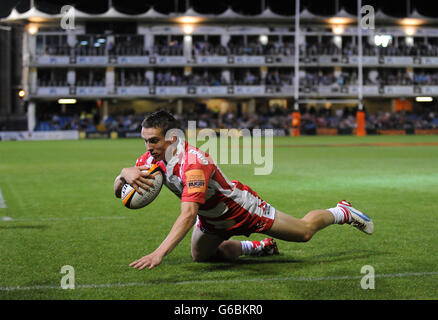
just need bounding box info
[33,107,438,133]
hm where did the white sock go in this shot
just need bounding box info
[241,240,261,255]
[327,207,350,224]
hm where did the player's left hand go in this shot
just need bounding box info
[129,253,163,270]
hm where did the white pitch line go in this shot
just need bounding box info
[0,216,128,222]
[0,188,6,208]
[0,271,437,292]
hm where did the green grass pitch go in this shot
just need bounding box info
[0,135,437,300]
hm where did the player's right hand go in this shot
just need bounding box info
[120,165,155,195]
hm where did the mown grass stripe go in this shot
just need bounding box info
[1,271,437,291]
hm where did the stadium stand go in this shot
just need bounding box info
[1,1,438,136]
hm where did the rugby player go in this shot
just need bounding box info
[114,110,374,270]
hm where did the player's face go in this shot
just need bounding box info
[141,127,174,162]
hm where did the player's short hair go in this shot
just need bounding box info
[141,110,180,136]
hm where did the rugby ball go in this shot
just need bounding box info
[121,164,163,209]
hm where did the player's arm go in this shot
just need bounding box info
[129,201,199,270]
[114,165,155,198]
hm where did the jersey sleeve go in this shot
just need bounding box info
[135,152,151,167]
[135,152,167,173]
[181,163,215,204]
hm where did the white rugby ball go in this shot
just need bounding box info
[121,164,163,209]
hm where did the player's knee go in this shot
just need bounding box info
[298,222,315,242]
[191,248,217,262]
[191,250,207,262]
[297,215,320,242]
[300,230,314,242]
[217,242,239,261]
[191,254,203,262]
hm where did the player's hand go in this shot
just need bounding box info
[120,165,155,195]
[129,252,163,270]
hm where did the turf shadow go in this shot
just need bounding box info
[184,256,304,274]
[184,249,390,274]
[0,225,49,230]
[304,249,390,264]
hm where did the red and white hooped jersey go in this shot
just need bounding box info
[135,140,275,237]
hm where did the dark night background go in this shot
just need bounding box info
[1,0,438,19]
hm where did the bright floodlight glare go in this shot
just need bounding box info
[58,99,77,104]
[332,25,344,35]
[27,24,38,35]
[183,25,194,34]
[176,16,201,24]
[333,35,342,48]
[259,35,268,45]
[374,35,392,47]
[327,17,354,25]
[404,27,416,36]
[415,97,433,102]
[400,18,424,26]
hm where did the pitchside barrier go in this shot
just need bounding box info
[0,130,79,141]
[1,129,438,141]
[70,128,438,139]
[303,128,438,136]
[80,129,288,139]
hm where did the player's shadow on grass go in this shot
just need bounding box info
[185,249,389,273]
[0,225,48,230]
[184,256,305,274]
[303,249,389,264]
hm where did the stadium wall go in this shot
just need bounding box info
[2,128,438,141]
[0,130,79,141]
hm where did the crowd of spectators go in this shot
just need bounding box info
[153,70,225,86]
[36,36,438,58]
[303,41,438,57]
[116,69,289,86]
[412,71,438,86]
[299,70,438,87]
[193,42,228,56]
[298,107,438,133]
[226,41,295,56]
[35,112,98,131]
[366,110,438,130]
[37,67,438,88]
[75,70,106,87]
[34,107,438,134]
[38,44,71,56]
[378,42,438,57]
[152,43,184,56]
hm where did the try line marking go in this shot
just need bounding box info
[0,271,437,292]
[0,188,6,209]
[1,216,128,222]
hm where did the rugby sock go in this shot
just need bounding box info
[241,240,262,255]
[327,207,351,224]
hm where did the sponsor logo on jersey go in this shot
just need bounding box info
[188,149,209,165]
[185,169,206,193]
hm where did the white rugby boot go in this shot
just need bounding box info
[257,238,280,256]
[337,200,374,235]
